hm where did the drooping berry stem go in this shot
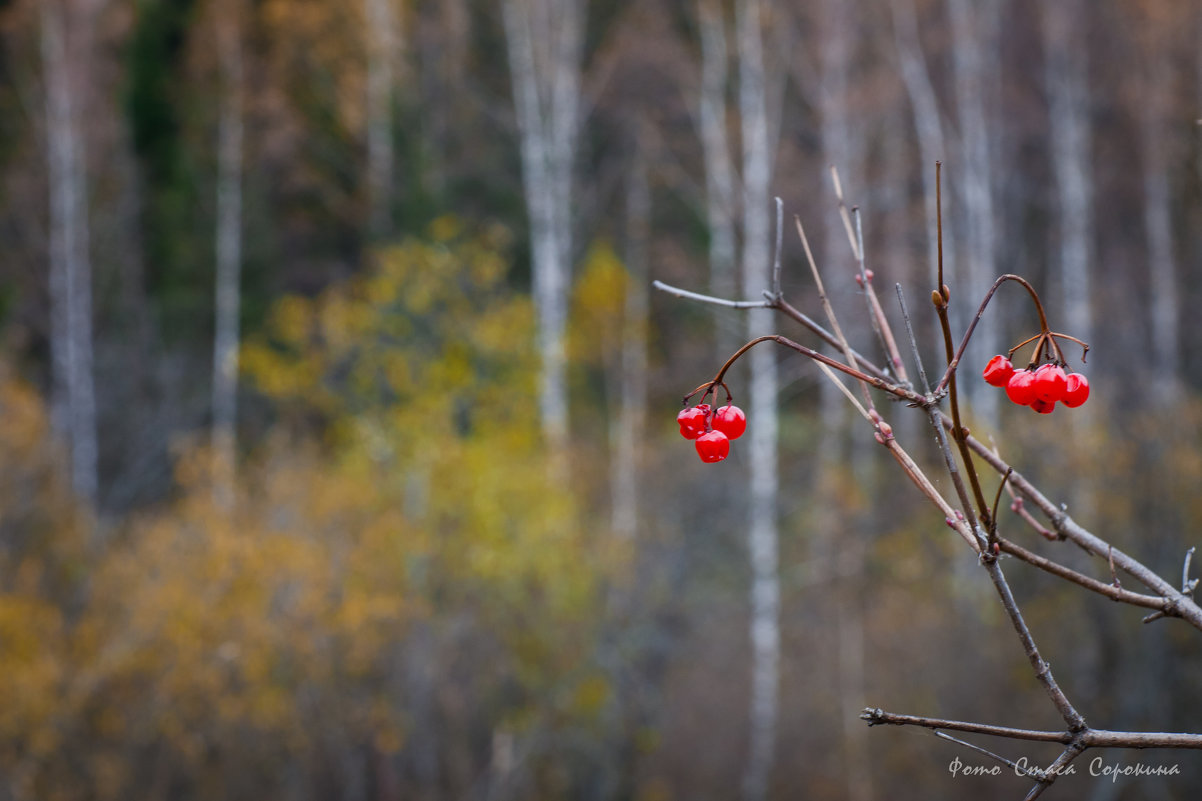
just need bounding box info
[688,335,928,412]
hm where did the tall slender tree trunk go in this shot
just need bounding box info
[818,2,869,798]
[41,0,97,505]
[736,3,779,799]
[1140,55,1179,404]
[947,0,999,418]
[502,0,584,462]
[610,142,650,540]
[212,3,244,508]
[890,0,952,288]
[697,0,738,359]
[365,0,398,236]
[1042,0,1094,351]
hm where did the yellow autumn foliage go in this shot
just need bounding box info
[0,223,616,800]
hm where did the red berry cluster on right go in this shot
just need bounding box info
[982,355,1089,414]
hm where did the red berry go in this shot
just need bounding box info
[1005,370,1038,406]
[713,405,746,440]
[1062,373,1090,408]
[982,355,1016,387]
[695,430,730,463]
[1030,397,1056,414]
[677,407,708,440]
[1032,364,1067,403]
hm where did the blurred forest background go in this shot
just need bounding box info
[2,0,1202,799]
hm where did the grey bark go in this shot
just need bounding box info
[211,4,244,507]
[889,0,952,288]
[365,0,399,236]
[501,0,584,459]
[697,0,739,360]
[610,145,650,540]
[736,3,779,800]
[1140,54,1179,403]
[819,3,869,798]
[41,0,98,504]
[1042,0,1094,349]
[947,0,999,418]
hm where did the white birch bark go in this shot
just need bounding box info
[41,0,98,504]
[736,2,779,799]
[211,2,244,507]
[610,146,649,540]
[365,0,398,235]
[698,0,738,318]
[947,0,999,417]
[1042,0,1094,349]
[501,0,584,458]
[1140,63,1180,404]
[889,0,952,287]
[819,3,868,798]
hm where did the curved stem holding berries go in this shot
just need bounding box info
[935,273,1069,396]
[697,335,927,410]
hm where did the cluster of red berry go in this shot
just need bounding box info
[982,355,1090,414]
[676,403,747,462]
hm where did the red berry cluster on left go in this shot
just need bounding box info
[677,403,746,463]
[982,355,1090,414]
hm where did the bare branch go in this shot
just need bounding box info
[853,208,909,384]
[652,279,774,309]
[771,197,783,300]
[700,334,927,407]
[861,708,1202,749]
[895,283,932,392]
[860,708,1069,743]
[982,556,1086,731]
[830,165,860,259]
[998,539,1169,612]
[815,362,871,421]
[1023,745,1086,800]
[934,731,1044,779]
[961,426,1202,631]
[1184,547,1198,596]
[794,214,873,408]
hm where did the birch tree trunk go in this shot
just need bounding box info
[501,0,584,460]
[1140,54,1179,404]
[697,0,738,359]
[818,3,868,798]
[736,2,779,799]
[41,0,98,505]
[947,0,999,418]
[212,2,244,508]
[1042,0,1094,351]
[610,143,649,540]
[365,0,398,236]
[890,0,952,287]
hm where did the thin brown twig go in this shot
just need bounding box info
[853,207,909,384]
[997,539,1170,611]
[896,281,985,548]
[700,334,927,407]
[794,214,874,409]
[982,555,1086,730]
[934,731,1044,779]
[1023,745,1086,800]
[860,708,1202,749]
[652,279,774,309]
